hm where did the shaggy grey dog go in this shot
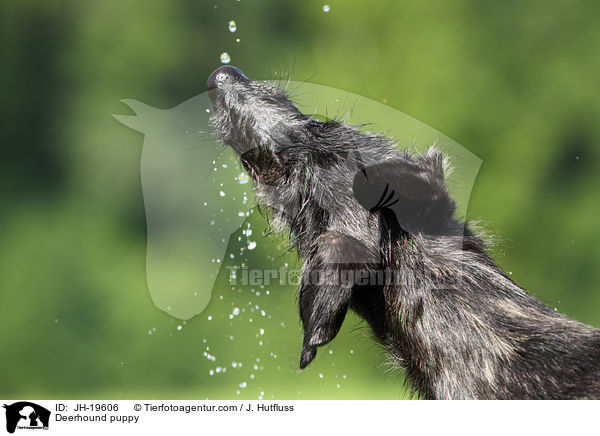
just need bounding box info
[207,65,600,399]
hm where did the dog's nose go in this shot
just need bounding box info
[207,65,249,91]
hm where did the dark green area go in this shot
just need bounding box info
[1,0,599,399]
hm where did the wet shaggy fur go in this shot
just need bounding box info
[207,66,600,399]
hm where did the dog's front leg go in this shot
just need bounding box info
[299,232,374,369]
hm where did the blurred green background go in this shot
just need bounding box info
[1,0,600,400]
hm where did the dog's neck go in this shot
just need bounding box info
[376,233,600,399]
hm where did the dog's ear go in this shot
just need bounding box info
[352,151,455,234]
[299,277,352,369]
[298,233,371,369]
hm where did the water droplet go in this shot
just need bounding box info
[232,307,240,316]
[319,373,324,379]
[236,38,240,43]
[239,382,247,388]
[322,4,330,12]
[177,325,182,331]
[228,20,237,32]
[247,241,257,250]
[220,52,231,64]
[208,316,213,321]
[236,172,249,184]
[259,328,265,335]
[219,191,226,197]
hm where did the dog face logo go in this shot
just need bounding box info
[3,402,50,434]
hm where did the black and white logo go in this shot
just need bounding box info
[3,402,50,433]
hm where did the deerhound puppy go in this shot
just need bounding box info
[207,65,600,399]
